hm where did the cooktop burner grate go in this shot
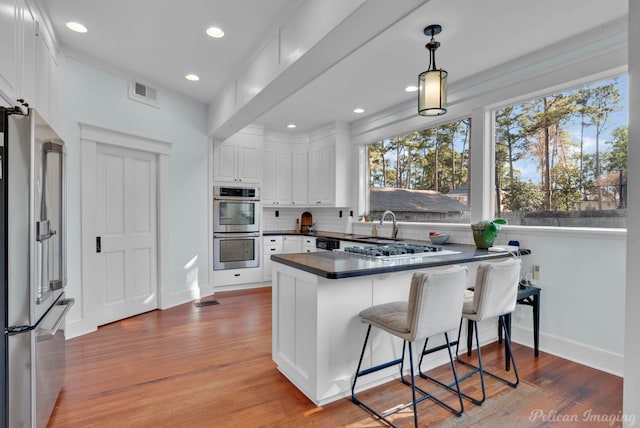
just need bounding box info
[341,243,459,259]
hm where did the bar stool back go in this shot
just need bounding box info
[455,257,522,405]
[351,265,469,428]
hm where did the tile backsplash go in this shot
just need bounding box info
[262,207,354,233]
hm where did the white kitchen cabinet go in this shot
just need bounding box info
[0,0,61,131]
[308,141,335,205]
[34,25,51,122]
[262,142,295,206]
[291,146,308,205]
[0,0,18,103]
[263,235,306,281]
[275,149,292,205]
[302,236,316,253]
[214,267,263,287]
[283,235,302,253]
[261,145,276,204]
[20,0,36,107]
[262,236,283,282]
[213,132,261,183]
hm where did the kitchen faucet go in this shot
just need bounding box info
[380,210,398,239]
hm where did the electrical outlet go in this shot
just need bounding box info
[515,306,525,321]
[532,265,540,280]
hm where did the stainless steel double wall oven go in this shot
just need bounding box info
[212,185,260,270]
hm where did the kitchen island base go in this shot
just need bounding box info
[272,261,504,406]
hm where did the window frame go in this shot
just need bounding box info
[358,69,628,231]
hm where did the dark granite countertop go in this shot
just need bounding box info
[271,243,529,279]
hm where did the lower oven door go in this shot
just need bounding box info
[213,234,260,270]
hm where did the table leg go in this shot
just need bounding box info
[533,294,540,357]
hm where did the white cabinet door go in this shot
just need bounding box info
[0,0,18,102]
[302,237,316,253]
[34,28,51,121]
[263,143,295,206]
[291,147,308,205]
[213,143,238,182]
[237,142,260,182]
[19,0,36,106]
[283,236,302,253]
[263,236,283,282]
[261,145,276,205]
[213,135,261,183]
[275,149,292,205]
[317,142,335,204]
[307,147,320,204]
[308,141,335,205]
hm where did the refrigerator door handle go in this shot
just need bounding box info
[36,298,75,342]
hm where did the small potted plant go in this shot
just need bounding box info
[471,218,507,249]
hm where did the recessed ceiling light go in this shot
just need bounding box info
[353,108,365,114]
[206,27,225,38]
[405,85,419,92]
[286,124,297,129]
[185,74,200,81]
[66,22,88,33]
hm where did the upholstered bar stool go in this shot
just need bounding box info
[351,265,469,428]
[455,258,522,405]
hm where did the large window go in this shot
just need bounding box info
[368,118,471,223]
[494,76,628,228]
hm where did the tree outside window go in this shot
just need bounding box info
[494,76,627,227]
[368,118,471,223]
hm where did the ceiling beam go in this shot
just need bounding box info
[208,0,430,140]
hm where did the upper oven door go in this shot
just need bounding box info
[213,199,260,233]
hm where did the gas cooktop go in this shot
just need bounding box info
[341,243,460,259]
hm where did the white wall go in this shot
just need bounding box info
[62,57,209,337]
[353,221,626,375]
[624,1,640,424]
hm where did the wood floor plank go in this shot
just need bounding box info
[48,287,623,427]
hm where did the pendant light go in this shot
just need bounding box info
[418,25,447,116]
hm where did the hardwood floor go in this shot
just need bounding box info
[49,287,623,427]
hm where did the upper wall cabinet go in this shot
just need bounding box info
[262,142,310,207]
[0,0,61,131]
[0,0,18,103]
[307,141,334,205]
[308,124,352,207]
[213,128,262,183]
[261,125,351,208]
[291,145,308,205]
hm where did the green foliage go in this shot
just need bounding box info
[368,118,470,193]
[604,126,628,172]
[503,179,544,212]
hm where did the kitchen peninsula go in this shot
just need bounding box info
[270,243,527,405]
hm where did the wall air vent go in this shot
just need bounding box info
[128,80,159,108]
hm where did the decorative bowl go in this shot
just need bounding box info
[428,234,449,245]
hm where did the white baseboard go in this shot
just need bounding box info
[65,319,97,340]
[511,325,623,377]
[212,282,271,293]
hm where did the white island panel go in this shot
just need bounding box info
[273,258,498,406]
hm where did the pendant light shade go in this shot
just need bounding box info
[418,25,447,116]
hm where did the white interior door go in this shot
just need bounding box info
[95,144,158,326]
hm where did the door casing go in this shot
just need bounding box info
[81,124,171,333]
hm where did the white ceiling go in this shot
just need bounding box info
[42,0,628,135]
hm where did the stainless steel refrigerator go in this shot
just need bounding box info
[1,107,74,428]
